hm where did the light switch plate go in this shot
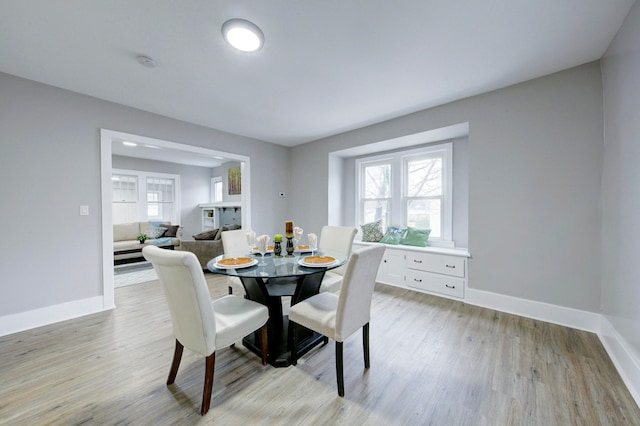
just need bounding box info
[80,205,89,216]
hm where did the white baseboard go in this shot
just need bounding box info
[465,287,601,332]
[0,296,110,337]
[598,317,640,407]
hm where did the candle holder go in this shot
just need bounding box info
[285,236,295,257]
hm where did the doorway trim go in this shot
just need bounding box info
[100,129,252,309]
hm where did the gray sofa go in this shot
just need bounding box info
[177,224,241,269]
[113,221,182,264]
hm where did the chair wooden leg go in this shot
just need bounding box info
[167,339,184,385]
[291,323,298,366]
[363,322,370,369]
[201,352,216,415]
[260,324,269,365]
[336,341,344,397]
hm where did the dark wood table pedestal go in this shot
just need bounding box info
[240,272,328,367]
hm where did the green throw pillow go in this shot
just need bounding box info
[401,226,431,247]
[360,219,384,242]
[379,227,406,245]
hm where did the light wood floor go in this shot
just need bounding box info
[1,274,638,425]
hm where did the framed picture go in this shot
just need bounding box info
[228,166,241,195]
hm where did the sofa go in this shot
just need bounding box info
[177,224,241,269]
[113,221,182,264]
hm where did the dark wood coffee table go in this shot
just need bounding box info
[114,243,174,265]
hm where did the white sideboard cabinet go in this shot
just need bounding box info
[354,242,470,300]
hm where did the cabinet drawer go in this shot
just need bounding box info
[406,270,464,298]
[406,252,465,277]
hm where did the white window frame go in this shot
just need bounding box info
[357,158,393,228]
[112,168,181,224]
[355,142,453,247]
[211,176,223,202]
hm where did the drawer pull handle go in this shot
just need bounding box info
[445,264,456,269]
[413,278,422,283]
[445,284,455,289]
[413,259,423,263]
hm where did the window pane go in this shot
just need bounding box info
[363,163,391,199]
[406,156,442,197]
[214,181,222,202]
[407,199,441,237]
[147,203,160,218]
[363,200,388,224]
[112,175,137,202]
[146,177,175,222]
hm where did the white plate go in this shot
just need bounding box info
[214,258,258,269]
[298,255,338,268]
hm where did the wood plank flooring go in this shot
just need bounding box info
[0,274,638,425]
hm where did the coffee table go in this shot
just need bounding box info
[114,242,174,265]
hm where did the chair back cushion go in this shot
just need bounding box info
[142,246,217,356]
[335,245,385,341]
[221,228,250,257]
[319,226,357,276]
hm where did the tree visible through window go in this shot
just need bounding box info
[361,161,391,225]
[405,154,443,237]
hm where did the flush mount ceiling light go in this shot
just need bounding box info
[222,19,264,52]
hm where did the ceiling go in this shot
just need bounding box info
[0,1,635,147]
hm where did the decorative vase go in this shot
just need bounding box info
[274,240,282,257]
[285,237,294,257]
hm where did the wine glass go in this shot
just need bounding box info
[246,230,256,255]
[256,234,270,266]
[308,233,318,256]
[293,227,303,251]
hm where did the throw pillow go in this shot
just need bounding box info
[401,226,431,247]
[144,226,167,240]
[379,226,406,245]
[360,219,384,242]
[193,229,219,240]
[162,225,180,237]
[214,224,242,240]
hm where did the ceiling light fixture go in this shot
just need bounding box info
[222,19,264,52]
[122,141,138,147]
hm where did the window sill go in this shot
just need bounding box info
[353,240,470,258]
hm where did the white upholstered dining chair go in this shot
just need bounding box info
[317,225,358,293]
[142,245,268,415]
[221,228,251,295]
[289,245,385,397]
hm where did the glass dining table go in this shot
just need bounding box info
[207,249,347,367]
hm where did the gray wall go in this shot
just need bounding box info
[291,62,604,312]
[112,155,211,238]
[602,2,640,358]
[0,72,289,316]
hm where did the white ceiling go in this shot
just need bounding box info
[0,1,634,147]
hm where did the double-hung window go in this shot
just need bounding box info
[112,169,180,224]
[360,160,392,225]
[356,142,453,246]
